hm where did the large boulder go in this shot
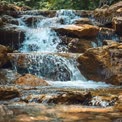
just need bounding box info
[15,74,49,87]
[113,17,122,36]
[54,24,99,38]
[0,24,25,50]
[0,45,11,68]
[77,43,122,85]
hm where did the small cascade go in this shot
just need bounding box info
[11,53,86,81]
[19,28,63,52]
[97,32,120,46]
[56,9,80,24]
[18,10,81,52]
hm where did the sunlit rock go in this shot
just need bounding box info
[77,43,122,85]
[15,74,49,86]
[53,24,99,38]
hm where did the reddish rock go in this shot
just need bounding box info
[77,43,122,85]
[15,74,49,87]
[53,24,99,38]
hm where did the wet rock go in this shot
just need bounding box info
[18,10,56,18]
[15,74,49,86]
[1,15,19,25]
[0,69,21,85]
[74,18,93,25]
[54,24,99,38]
[0,45,11,68]
[68,38,95,53]
[0,86,20,100]
[77,43,122,85]
[0,2,22,17]
[21,15,45,27]
[103,40,119,46]
[113,17,122,36]
[0,105,13,116]
[22,91,92,105]
[0,24,25,50]
[47,91,91,105]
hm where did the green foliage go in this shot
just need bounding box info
[0,0,121,10]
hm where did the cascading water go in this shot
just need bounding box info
[13,10,111,89]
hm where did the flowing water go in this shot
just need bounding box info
[10,10,113,89]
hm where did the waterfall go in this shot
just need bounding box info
[12,10,112,89]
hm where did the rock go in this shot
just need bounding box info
[0,69,21,85]
[75,10,93,17]
[15,74,49,86]
[77,43,122,85]
[21,15,45,27]
[0,24,25,50]
[103,40,119,46]
[113,17,122,36]
[0,45,11,68]
[0,18,4,26]
[74,18,93,25]
[22,91,92,105]
[54,24,99,38]
[0,2,22,17]
[47,91,92,104]
[1,15,19,25]
[0,86,20,100]
[98,27,119,45]
[18,10,56,18]
[68,38,95,53]
[93,1,122,26]
[0,105,13,116]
